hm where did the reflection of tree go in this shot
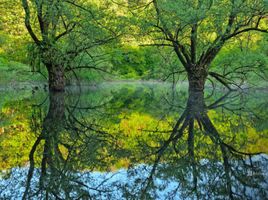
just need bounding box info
[22,91,115,199]
[136,90,268,200]
[1,85,267,199]
[23,92,66,199]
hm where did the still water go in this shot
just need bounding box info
[0,82,267,200]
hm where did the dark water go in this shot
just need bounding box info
[0,82,267,200]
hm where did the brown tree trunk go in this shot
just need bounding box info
[187,66,207,92]
[47,65,65,92]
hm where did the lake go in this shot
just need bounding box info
[0,82,267,200]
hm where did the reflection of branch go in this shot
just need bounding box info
[222,142,263,156]
[22,135,43,200]
[66,107,115,141]
[140,149,162,199]
[207,91,231,109]
[200,111,264,199]
[139,109,191,197]
[188,118,198,194]
[138,89,267,198]
[68,101,109,110]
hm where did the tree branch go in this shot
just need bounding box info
[21,0,40,45]
[55,23,76,41]
[190,23,197,63]
[209,72,233,90]
[224,27,268,40]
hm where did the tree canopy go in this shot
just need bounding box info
[0,0,267,90]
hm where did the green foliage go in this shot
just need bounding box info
[111,46,149,78]
[0,0,267,86]
[211,36,268,86]
[108,45,183,80]
[0,0,30,62]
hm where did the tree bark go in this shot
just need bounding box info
[47,65,65,92]
[187,66,207,92]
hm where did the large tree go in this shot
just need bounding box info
[127,0,268,91]
[21,0,118,91]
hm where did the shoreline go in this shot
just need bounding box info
[0,80,267,92]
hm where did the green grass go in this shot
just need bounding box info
[0,57,44,85]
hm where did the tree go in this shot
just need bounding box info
[127,0,268,91]
[21,0,118,91]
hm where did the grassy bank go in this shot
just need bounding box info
[0,57,44,87]
[0,57,106,89]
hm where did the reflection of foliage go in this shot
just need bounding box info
[125,90,268,199]
[0,98,44,170]
[0,84,268,169]
[0,83,268,199]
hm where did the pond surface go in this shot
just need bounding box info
[0,82,268,200]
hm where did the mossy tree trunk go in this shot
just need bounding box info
[47,65,65,92]
[22,0,67,92]
[187,66,208,92]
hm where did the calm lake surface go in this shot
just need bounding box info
[0,82,267,200]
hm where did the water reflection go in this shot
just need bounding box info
[0,84,267,199]
[136,90,267,199]
[22,91,117,199]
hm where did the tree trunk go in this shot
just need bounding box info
[47,65,65,92]
[186,91,205,112]
[187,66,207,92]
[46,92,65,120]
